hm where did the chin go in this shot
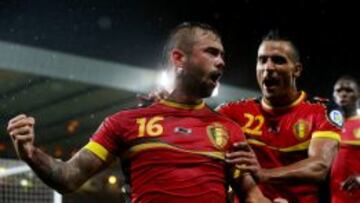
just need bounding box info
[200,89,213,98]
[263,91,280,102]
[190,84,213,99]
[339,103,350,109]
[262,90,274,98]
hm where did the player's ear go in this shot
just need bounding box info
[171,49,186,69]
[355,82,360,99]
[332,89,337,100]
[356,89,360,100]
[294,62,302,78]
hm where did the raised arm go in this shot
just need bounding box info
[257,137,338,184]
[226,136,338,184]
[7,114,113,194]
[225,137,336,186]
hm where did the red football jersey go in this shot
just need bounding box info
[217,91,343,203]
[85,99,245,203]
[331,116,360,203]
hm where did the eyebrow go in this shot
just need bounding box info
[205,46,225,56]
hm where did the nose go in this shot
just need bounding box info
[215,55,225,70]
[338,90,348,98]
[263,58,275,71]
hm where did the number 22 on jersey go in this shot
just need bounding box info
[242,113,264,136]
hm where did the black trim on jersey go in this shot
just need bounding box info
[308,96,344,128]
[216,97,260,111]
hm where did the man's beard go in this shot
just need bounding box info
[182,72,213,99]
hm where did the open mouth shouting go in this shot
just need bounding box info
[263,76,281,92]
[208,71,223,87]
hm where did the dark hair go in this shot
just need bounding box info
[336,75,359,89]
[163,22,221,66]
[261,29,300,62]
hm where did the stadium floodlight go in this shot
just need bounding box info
[108,175,117,185]
[157,70,174,92]
[20,178,30,187]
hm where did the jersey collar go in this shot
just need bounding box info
[159,99,205,110]
[261,91,306,112]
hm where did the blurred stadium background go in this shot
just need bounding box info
[0,0,359,202]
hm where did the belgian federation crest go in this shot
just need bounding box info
[293,119,311,140]
[207,122,229,150]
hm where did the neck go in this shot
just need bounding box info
[343,106,358,119]
[264,90,301,107]
[167,87,203,105]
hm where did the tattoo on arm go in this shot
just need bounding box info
[26,147,109,193]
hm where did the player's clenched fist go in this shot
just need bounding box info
[7,114,36,160]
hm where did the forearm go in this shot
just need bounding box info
[260,156,329,184]
[261,138,338,184]
[231,172,269,203]
[7,115,106,193]
[24,147,97,193]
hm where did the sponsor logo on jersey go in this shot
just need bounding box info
[293,119,311,140]
[174,127,192,135]
[329,110,344,127]
[207,122,229,150]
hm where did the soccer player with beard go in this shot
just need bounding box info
[7,23,269,203]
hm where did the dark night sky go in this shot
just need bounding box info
[0,0,358,98]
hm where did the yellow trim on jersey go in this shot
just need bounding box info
[84,141,111,161]
[261,91,306,110]
[247,139,266,146]
[312,131,341,142]
[159,99,205,110]
[279,140,311,152]
[341,140,360,146]
[126,142,225,160]
[247,138,310,152]
[233,168,242,179]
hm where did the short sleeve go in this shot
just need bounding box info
[84,114,126,161]
[312,102,343,142]
[216,102,242,122]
